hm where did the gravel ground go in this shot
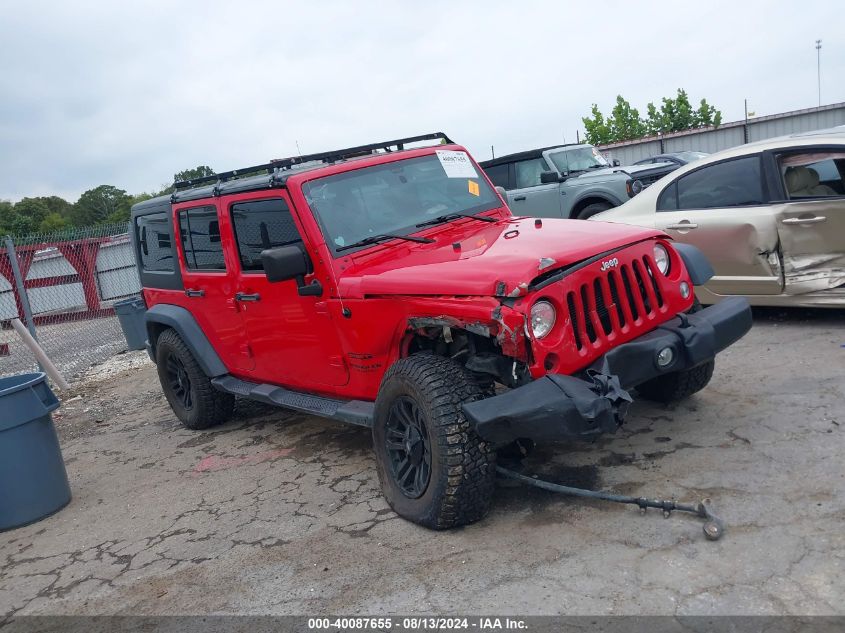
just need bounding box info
[1,307,843,617]
[0,312,131,380]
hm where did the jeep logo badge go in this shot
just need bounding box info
[600,257,619,272]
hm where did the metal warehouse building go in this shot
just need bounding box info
[597,102,845,164]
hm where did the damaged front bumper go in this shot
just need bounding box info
[462,296,752,444]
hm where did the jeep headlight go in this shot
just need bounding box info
[530,300,556,339]
[653,244,670,275]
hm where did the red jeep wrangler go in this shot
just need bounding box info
[131,133,751,529]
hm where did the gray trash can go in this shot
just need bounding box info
[0,372,71,531]
[114,297,148,351]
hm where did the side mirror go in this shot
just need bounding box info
[612,159,621,167]
[540,171,563,184]
[261,244,322,296]
[494,185,508,201]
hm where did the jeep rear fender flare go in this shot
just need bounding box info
[145,304,227,377]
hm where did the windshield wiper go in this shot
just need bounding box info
[335,233,435,253]
[416,212,497,228]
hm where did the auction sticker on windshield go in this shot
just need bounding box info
[436,150,477,178]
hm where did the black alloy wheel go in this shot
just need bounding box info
[384,396,431,498]
[165,352,193,410]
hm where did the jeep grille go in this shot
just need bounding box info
[566,256,665,351]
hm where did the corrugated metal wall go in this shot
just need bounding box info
[598,102,845,165]
[0,240,140,320]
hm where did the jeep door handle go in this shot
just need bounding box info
[781,216,826,225]
[235,292,261,302]
[184,288,205,297]
[513,196,526,201]
[665,222,698,230]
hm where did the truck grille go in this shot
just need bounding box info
[566,256,665,351]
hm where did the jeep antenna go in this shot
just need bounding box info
[295,140,302,156]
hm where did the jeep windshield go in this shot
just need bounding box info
[550,147,609,174]
[302,153,500,253]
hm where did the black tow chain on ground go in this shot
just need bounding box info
[495,465,725,541]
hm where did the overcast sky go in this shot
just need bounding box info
[1,1,842,203]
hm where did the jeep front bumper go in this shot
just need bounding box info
[462,296,752,444]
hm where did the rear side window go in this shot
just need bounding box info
[657,182,678,211]
[230,198,303,272]
[484,163,510,189]
[674,156,764,210]
[178,206,225,271]
[136,212,175,272]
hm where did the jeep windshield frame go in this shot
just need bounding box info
[301,153,501,255]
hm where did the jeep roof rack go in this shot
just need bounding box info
[172,132,454,191]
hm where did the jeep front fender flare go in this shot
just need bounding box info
[145,304,228,377]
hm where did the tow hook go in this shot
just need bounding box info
[496,466,725,541]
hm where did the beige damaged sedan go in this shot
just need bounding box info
[591,129,845,307]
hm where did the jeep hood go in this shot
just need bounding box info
[336,217,663,298]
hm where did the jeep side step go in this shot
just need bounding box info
[211,375,374,428]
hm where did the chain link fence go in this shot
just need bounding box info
[0,223,142,382]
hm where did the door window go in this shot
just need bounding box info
[672,156,764,210]
[230,198,303,272]
[779,151,845,198]
[514,157,551,188]
[178,206,225,270]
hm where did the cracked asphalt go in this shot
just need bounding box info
[1,308,843,617]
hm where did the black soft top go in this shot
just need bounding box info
[480,143,584,168]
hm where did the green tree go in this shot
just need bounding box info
[608,96,647,142]
[12,198,51,235]
[646,89,721,134]
[34,195,74,220]
[156,166,216,196]
[71,185,133,226]
[0,200,16,234]
[39,212,69,233]
[174,165,215,183]
[587,89,722,143]
[582,104,613,145]
[694,98,722,128]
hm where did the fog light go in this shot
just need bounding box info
[656,347,674,367]
[680,281,690,299]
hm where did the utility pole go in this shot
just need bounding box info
[743,99,749,144]
[816,39,822,107]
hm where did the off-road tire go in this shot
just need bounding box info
[155,328,234,430]
[372,354,496,529]
[576,201,613,220]
[636,294,714,402]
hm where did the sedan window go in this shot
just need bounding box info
[779,151,845,198]
[674,156,764,210]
